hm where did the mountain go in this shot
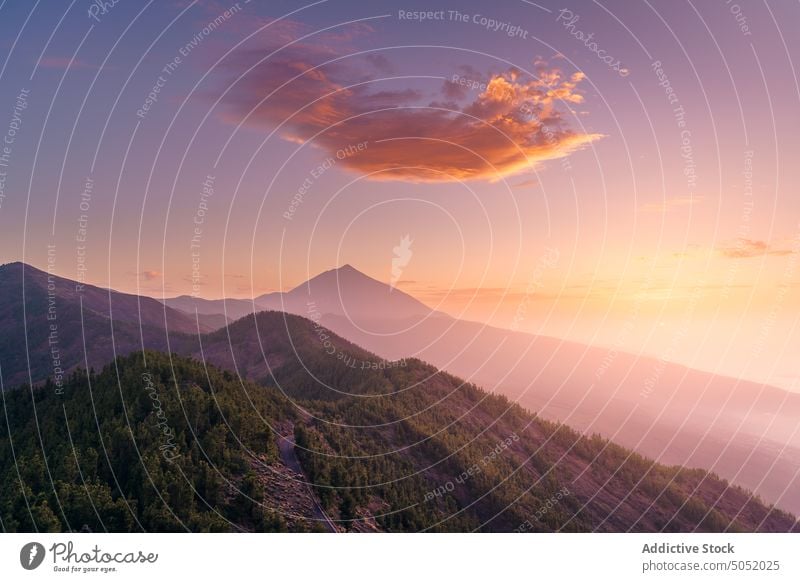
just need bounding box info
[0,261,210,388]
[161,294,254,326]
[179,311,800,531]
[2,342,796,532]
[161,264,800,515]
[0,265,797,529]
[161,265,433,332]
[317,313,800,517]
[253,265,433,328]
[182,310,395,401]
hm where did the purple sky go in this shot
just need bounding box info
[0,0,798,390]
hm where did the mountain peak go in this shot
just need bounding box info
[255,264,433,322]
[0,261,24,269]
[328,263,371,280]
[0,261,35,276]
[309,263,384,288]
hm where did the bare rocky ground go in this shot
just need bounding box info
[249,422,344,532]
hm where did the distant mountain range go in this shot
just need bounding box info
[0,261,218,389]
[0,261,797,532]
[161,265,800,516]
[161,264,432,329]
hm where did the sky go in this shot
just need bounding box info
[0,0,798,391]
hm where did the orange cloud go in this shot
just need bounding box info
[718,238,792,259]
[140,270,162,281]
[221,46,601,182]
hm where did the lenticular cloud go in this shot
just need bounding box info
[220,45,601,182]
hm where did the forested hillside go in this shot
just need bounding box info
[2,343,796,532]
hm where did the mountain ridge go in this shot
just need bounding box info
[0,261,214,388]
[153,264,800,516]
[3,261,799,517]
[2,343,796,532]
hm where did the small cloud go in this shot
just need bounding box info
[140,270,162,281]
[639,195,703,213]
[718,238,792,259]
